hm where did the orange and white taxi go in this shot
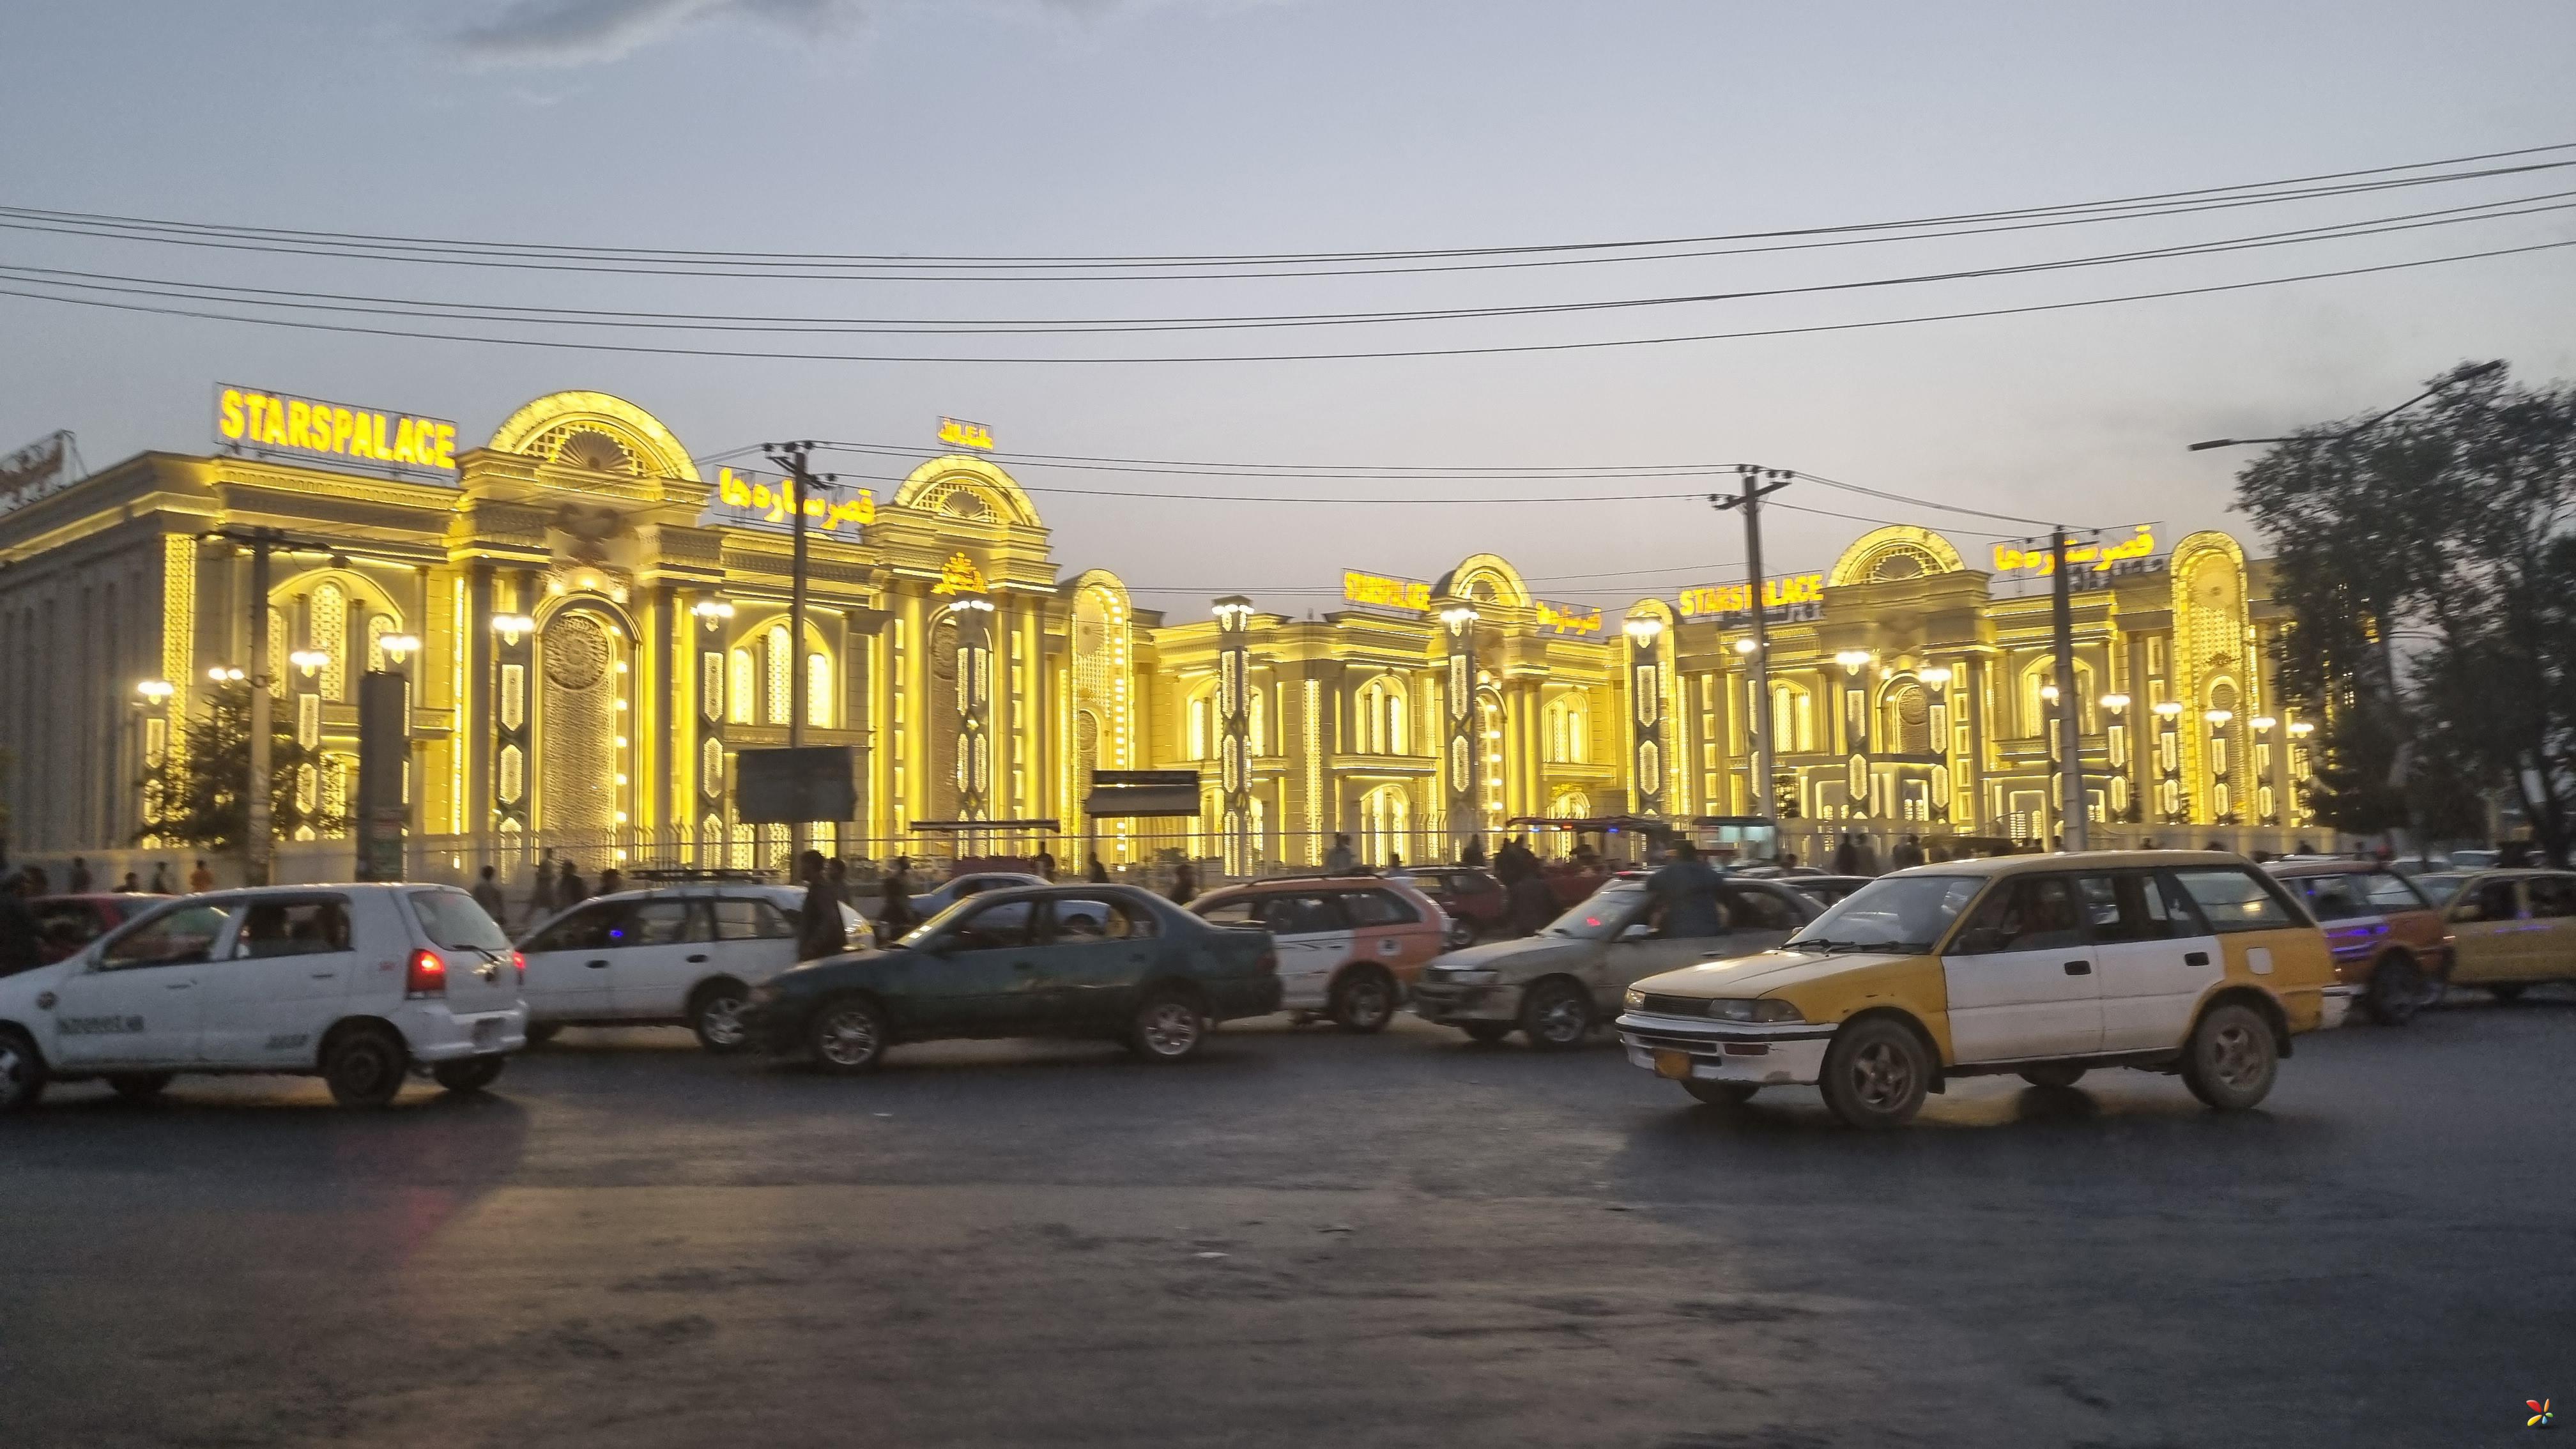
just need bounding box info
[1188,873,1450,1031]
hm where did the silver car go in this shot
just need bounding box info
[1409,875,1818,1048]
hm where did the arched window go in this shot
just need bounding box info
[312,581,347,699]
[2021,658,2097,737]
[1359,784,1410,868]
[1248,685,1267,756]
[1883,680,1931,755]
[1769,682,1815,753]
[1354,676,1406,755]
[807,650,832,729]
[728,647,755,724]
[766,624,792,724]
[1545,693,1590,763]
[1187,682,1215,760]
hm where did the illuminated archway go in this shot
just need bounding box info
[487,391,700,482]
[1434,553,1533,610]
[1828,526,1965,588]
[891,455,1045,528]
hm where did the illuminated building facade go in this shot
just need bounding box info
[0,389,2312,870]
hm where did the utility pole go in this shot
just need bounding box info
[765,441,816,750]
[1714,467,1793,822]
[2050,526,2087,852]
[241,528,281,885]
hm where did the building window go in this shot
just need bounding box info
[728,648,755,725]
[808,651,832,728]
[1356,676,1406,755]
[1545,693,1590,763]
[1770,683,1814,753]
[1188,684,1215,760]
[766,625,792,725]
[312,581,347,700]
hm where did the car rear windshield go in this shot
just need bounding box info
[1788,874,1984,953]
[409,887,511,952]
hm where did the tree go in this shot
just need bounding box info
[2235,364,2576,860]
[135,680,347,851]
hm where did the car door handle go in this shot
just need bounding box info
[2063,960,2092,975]
[165,981,195,990]
[586,958,611,969]
[686,954,710,964]
[2184,951,2209,967]
[310,971,337,979]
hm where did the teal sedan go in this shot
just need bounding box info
[742,885,1282,1072]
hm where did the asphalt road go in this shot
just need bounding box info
[3,986,2570,1449]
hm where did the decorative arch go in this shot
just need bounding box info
[268,565,409,699]
[891,454,1045,528]
[1354,672,1408,755]
[487,391,700,482]
[1878,674,1933,755]
[1828,525,1965,588]
[1433,553,1533,609]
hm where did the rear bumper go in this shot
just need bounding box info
[1214,976,1285,1022]
[398,1003,528,1062]
[1615,1011,1836,1086]
[2317,984,2360,1031]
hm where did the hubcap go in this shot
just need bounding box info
[701,997,747,1045]
[818,1010,879,1066]
[1850,1040,1915,1110]
[2208,1022,2266,1087]
[343,1045,393,1092]
[1142,1003,1200,1055]
[1347,981,1390,1025]
[1535,991,1587,1042]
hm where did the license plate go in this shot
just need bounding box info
[1653,1049,1693,1080]
[471,1018,500,1048]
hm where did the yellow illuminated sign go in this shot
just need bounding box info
[1535,601,1603,636]
[713,466,873,534]
[1678,572,1823,618]
[937,417,995,451]
[1342,571,1432,611]
[217,384,456,477]
[932,552,990,595]
[1991,526,2157,576]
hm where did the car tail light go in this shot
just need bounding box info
[406,949,447,998]
[511,949,526,985]
[1257,949,1279,975]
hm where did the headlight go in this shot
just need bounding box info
[1442,968,1501,986]
[1705,998,1805,1023]
[1623,988,1646,1011]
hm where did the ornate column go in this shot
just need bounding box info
[1924,664,1956,825]
[2250,714,2280,826]
[687,595,733,858]
[1438,598,1480,860]
[948,592,997,846]
[2204,707,2237,825]
[1623,609,1667,816]
[1835,650,1873,821]
[491,602,535,831]
[2101,693,2135,824]
[2154,700,2186,824]
[1214,595,1255,878]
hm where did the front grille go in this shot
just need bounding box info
[1637,993,1711,1017]
[1623,1029,1722,1055]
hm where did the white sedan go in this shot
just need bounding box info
[516,884,860,1052]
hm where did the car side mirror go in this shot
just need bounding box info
[1952,926,2006,955]
[1617,922,1653,942]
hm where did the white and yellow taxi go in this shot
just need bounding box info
[1614,852,2344,1129]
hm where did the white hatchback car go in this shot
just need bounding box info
[515,884,861,1052]
[0,884,525,1111]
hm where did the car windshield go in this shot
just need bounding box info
[409,887,511,952]
[1541,883,1646,940]
[898,893,989,947]
[2410,872,2473,906]
[1788,874,1985,953]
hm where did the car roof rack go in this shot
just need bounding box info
[1236,869,1388,884]
[624,866,777,883]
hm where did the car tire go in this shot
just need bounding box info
[2364,952,2426,1026]
[1682,1078,1759,1107]
[1328,967,1397,1034]
[522,1023,562,1046]
[2018,1064,2086,1089]
[1445,919,1478,951]
[321,1025,410,1109]
[689,981,754,1055]
[2181,1002,2278,1112]
[1818,1016,1931,1130]
[809,997,889,1075]
[107,1072,174,1102]
[0,1027,49,1113]
[2489,983,2526,1003]
[1519,978,1593,1052]
[1459,1021,1514,1045]
[431,1056,505,1094]
[1128,988,1209,1063]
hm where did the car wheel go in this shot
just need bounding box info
[1328,967,1397,1034]
[107,1073,174,1102]
[1818,1017,1931,1130]
[322,1025,410,1109]
[431,1056,505,1094]
[2018,1064,2086,1089]
[2181,1002,2278,1111]
[1128,990,1208,1062]
[1519,978,1593,1052]
[1682,1078,1758,1107]
[690,982,753,1055]
[1459,1021,1514,1045]
[523,1023,562,1046]
[1445,919,1478,951]
[2364,953,2425,1026]
[0,1027,49,1113]
[2489,982,2527,1003]
[809,997,889,1075]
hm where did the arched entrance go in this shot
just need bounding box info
[537,608,625,834]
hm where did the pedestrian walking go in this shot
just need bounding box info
[595,864,624,898]
[187,859,214,893]
[1169,861,1198,906]
[878,855,919,944]
[555,858,586,908]
[148,861,172,894]
[528,850,555,922]
[1034,844,1058,882]
[796,850,845,960]
[1892,834,1926,871]
[0,873,42,976]
[66,857,91,894]
[1832,832,1860,876]
[826,857,851,906]
[1459,838,1486,869]
[1384,852,1410,878]
[1324,834,1356,873]
[19,864,47,896]
[1506,873,1557,936]
[1085,852,1109,884]
[118,870,141,893]
[1643,841,1725,939]
[470,865,507,926]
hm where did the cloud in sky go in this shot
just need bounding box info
[451,0,1218,66]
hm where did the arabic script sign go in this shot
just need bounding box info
[1342,571,1432,612]
[1991,526,2158,576]
[708,465,873,536]
[937,417,995,451]
[1534,601,1603,636]
[0,430,80,515]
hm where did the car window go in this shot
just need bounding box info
[949,899,1036,951]
[1341,890,1419,927]
[1790,875,1982,953]
[1261,893,1347,935]
[100,903,234,970]
[2283,873,2373,923]
[617,900,697,947]
[1722,886,1803,932]
[234,898,354,958]
[2361,873,2429,913]
[526,901,617,952]
[711,898,794,941]
[2526,875,2576,919]
[1951,875,2088,955]
[2168,867,2299,933]
[1192,896,1260,927]
[33,901,108,951]
[2458,879,2522,923]
[410,887,511,952]
[1044,895,1157,941]
[2075,873,2198,942]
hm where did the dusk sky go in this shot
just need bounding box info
[4,0,2572,617]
